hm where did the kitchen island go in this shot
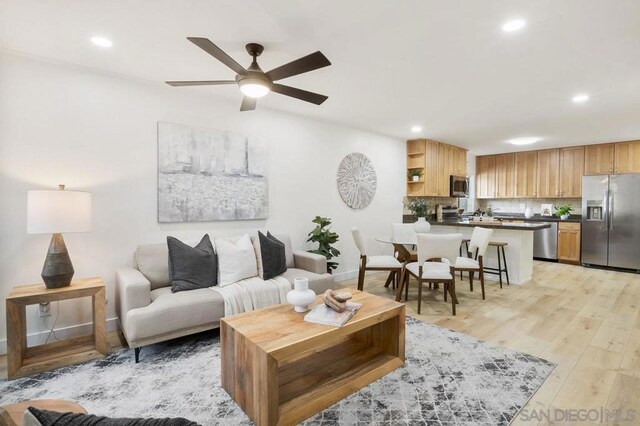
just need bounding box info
[407,218,550,285]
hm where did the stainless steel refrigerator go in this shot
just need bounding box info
[582,174,640,270]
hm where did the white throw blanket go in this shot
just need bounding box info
[210,276,292,316]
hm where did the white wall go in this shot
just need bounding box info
[0,53,405,351]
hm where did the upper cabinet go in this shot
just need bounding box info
[614,140,640,174]
[452,146,467,177]
[474,140,639,200]
[495,153,515,199]
[514,151,537,198]
[584,144,614,176]
[476,155,497,199]
[407,139,467,197]
[559,147,584,197]
[536,149,560,198]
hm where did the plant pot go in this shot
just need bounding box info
[413,217,431,233]
[412,175,420,182]
[286,277,316,313]
[560,214,570,220]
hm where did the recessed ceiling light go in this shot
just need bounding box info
[502,19,526,32]
[91,36,113,48]
[411,126,422,133]
[572,94,590,103]
[507,137,541,146]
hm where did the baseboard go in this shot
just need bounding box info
[0,317,120,356]
[332,269,359,282]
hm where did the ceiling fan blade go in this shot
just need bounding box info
[187,37,247,75]
[266,51,331,81]
[165,80,236,87]
[240,96,257,111]
[271,83,328,105]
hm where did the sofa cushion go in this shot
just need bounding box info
[126,287,224,342]
[280,268,334,294]
[254,232,287,280]
[135,243,171,290]
[27,407,199,426]
[216,234,258,286]
[167,234,218,292]
[272,234,295,269]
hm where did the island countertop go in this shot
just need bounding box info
[427,219,551,231]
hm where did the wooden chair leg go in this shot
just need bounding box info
[384,271,394,288]
[357,267,365,291]
[418,280,423,314]
[480,269,486,300]
[469,271,474,292]
[405,272,410,301]
[443,282,448,302]
[450,281,457,315]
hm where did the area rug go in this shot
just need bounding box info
[0,317,554,425]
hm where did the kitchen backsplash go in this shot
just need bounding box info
[476,198,582,215]
[402,196,465,215]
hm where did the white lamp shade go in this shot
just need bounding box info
[27,189,92,234]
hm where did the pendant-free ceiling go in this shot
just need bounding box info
[166,38,331,111]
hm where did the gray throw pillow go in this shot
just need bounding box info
[27,407,200,426]
[259,232,287,280]
[167,234,217,293]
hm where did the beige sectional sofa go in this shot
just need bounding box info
[115,234,333,361]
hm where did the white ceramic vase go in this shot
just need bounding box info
[412,175,420,182]
[524,208,534,219]
[413,217,430,233]
[287,277,316,313]
[561,214,570,220]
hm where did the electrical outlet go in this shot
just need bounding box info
[39,302,51,317]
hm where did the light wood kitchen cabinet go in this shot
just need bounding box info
[558,222,581,264]
[584,144,614,175]
[476,155,497,198]
[452,146,467,177]
[406,139,466,197]
[495,153,515,198]
[423,140,440,196]
[614,140,640,174]
[514,151,537,198]
[437,143,454,196]
[536,149,560,198]
[559,146,584,197]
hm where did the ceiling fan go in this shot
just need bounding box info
[166,37,331,111]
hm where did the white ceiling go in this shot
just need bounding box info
[2,0,640,154]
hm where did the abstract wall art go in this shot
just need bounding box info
[336,152,377,210]
[158,122,268,222]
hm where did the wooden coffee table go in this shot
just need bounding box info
[220,289,405,426]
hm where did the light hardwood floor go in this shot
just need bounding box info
[2,261,639,425]
[338,261,640,425]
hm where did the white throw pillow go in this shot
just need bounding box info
[216,234,258,286]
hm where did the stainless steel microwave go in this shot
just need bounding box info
[450,175,469,197]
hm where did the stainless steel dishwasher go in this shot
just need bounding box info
[533,221,558,260]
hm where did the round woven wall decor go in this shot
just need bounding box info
[336,153,377,209]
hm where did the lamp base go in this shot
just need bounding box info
[41,233,75,289]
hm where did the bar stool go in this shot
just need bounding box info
[460,240,510,288]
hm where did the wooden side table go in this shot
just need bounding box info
[6,277,109,380]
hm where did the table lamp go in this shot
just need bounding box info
[27,185,92,288]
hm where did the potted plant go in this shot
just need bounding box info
[407,169,422,182]
[404,198,432,233]
[306,216,341,273]
[554,204,573,220]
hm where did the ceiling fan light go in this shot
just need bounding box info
[239,81,270,98]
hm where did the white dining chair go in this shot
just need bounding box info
[449,227,493,300]
[391,223,418,243]
[352,227,403,292]
[402,233,463,315]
